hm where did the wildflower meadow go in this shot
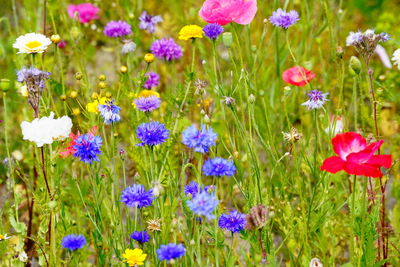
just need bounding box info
[1,0,400,266]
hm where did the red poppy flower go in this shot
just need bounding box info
[321,132,392,178]
[282,66,315,87]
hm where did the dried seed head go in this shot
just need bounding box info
[194,79,208,95]
[147,218,161,232]
[245,204,269,230]
[282,127,303,143]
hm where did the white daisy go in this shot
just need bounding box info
[392,48,400,70]
[13,32,52,54]
[21,112,73,147]
[0,234,11,241]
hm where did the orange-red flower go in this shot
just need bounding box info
[282,66,315,87]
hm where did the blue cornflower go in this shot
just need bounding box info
[301,89,329,110]
[134,96,161,112]
[73,133,102,164]
[98,99,121,124]
[269,9,299,29]
[203,24,224,40]
[130,231,150,244]
[184,181,213,198]
[218,210,246,233]
[61,234,86,251]
[136,121,169,146]
[121,184,154,208]
[187,190,219,220]
[182,125,217,153]
[157,243,186,261]
[202,157,236,177]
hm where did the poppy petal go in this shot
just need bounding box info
[332,132,367,159]
[367,155,392,168]
[343,162,382,178]
[320,156,345,173]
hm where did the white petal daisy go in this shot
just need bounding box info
[13,32,52,54]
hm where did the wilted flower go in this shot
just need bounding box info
[121,184,154,208]
[194,79,208,95]
[67,3,99,24]
[301,90,329,110]
[245,204,269,230]
[123,248,147,266]
[139,11,162,33]
[269,9,299,29]
[21,112,72,147]
[147,218,161,232]
[157,243,186,261]
[282,127,303,143]
[13,33,52,54]
[104,20,132,37]
[61,234,86,251]
[150,38,183,61]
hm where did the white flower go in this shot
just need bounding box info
[19,251,28,262]
[21,112,72,147]
[0,233,11,241]
[121,40,136,54]
[309,258,323,267]
[392,48,400,70]
[375,44,392,69]
[13,33,52,54]
[325,116,344,135]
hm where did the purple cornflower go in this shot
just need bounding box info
[134,96,161,112]
[136,121,169,146]
[61,234,86,251]
[130,231,150,244]
[187,190,219,219]
[203,24,224,40]
[17,67,50,90]
[269,8,299,29]
[98,99,121,124]
[301,89,329,110]
[139,11,162,33]
[184,181,213,198]
[182,125,217,153]
[120,184,154,208]
[73,133,102,164]
[150,38,183,61]
[218,210,246,233]
[143,72,160,89]
[104,20,132,37]
[202,157,236,177]
[157,243,186,261]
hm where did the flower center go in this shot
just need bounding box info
[25,41,42,49]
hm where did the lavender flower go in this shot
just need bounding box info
[202,157,236,177]
[121,40,136,54]
[269,9,299,29]
[61,234,86,251]
[184,181,213,198]
[134,96,161,112]
[139,11,162,33]
[73,133,102,164]
[157,243,186,261]
[218,210,246,233]
[187,190,219,219]
[301,89,329,110]
[104,20,132,37]
[346,29,390,57]
[98,99,121,124]
[136,121,169,146]
[203,24,224,40]
[150,38,183,61]
[120,184,154,208]
[182,125,217,153]
[143,72,160,89]
[130,231,150,244]
[346,31,363,46]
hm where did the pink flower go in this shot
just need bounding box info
[67,3,99,24]
[60,126,98,157]
[282,66,315,87]
[321,132,392,178]
[199,0,257,26]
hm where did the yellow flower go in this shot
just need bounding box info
[122,248,147,266]
[138,90,160,98]
[86,97,109,113]
[0,234,11,241]
[178,25,203,41]
[144,53,155,63]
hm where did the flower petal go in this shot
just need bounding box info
[367,155,392,168]
[320,156,345,173]
[343,162,382,178]
[332,132,367,159]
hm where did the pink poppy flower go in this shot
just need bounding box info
[199,0,257,26]
[282,66,315,87]
[67,3,100,24]
[321,132,392,178]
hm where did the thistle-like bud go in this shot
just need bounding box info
[245,205,269,230]
[51,34,61,44]
[75,72,83,80]
[248,94,256,104]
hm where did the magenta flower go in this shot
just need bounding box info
[67,3,99,24]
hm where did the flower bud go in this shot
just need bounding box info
[105,91,112,98]
[222,32,233,48]
[336,46,344,59]
[98,74,106,81]
[248,94,256,104]
[70,90,78,98]
[72,108,81,116]
[51,34,61,44]
[98,81,107,89]
[75,72,83,80]
[91,92,99,100]
[349,56,362,75]
[144,53,155,63]
[120,65,128,73]
[70,26,81,39]
[60,94,67,101]
[0,79,11,92]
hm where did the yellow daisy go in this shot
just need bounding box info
[122,248,147,266]
[138,90,160,98]
[86,97,110,113]
[13,33,52,54]
[178,25,203,41]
